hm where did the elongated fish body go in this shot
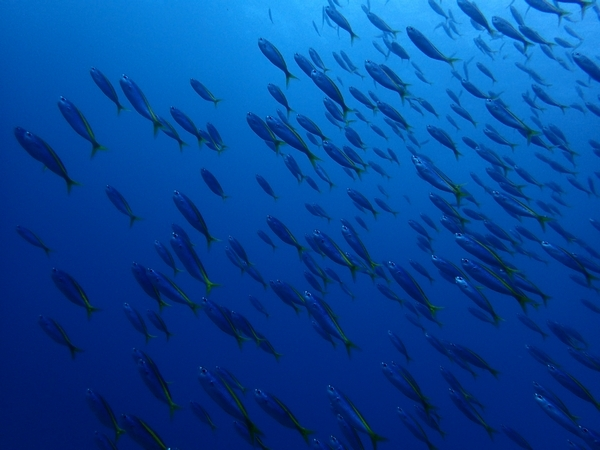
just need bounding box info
[296,114,327,141]
[145,310,173,341]
[311,70,351,117]
[548,365,600,410]
[198,366,261,440]
[258,38,297,86]
[38,315,83,359]
[14,127,80,193]
[169,232,219,293]
[86,389,126,442]
[90,67,125,114]
[172,190,219,248]
[396,407,437,450]
[146,268,199,314]
[131,262,168,310]
[325,7,359,44]
[105,185,141,227]
[190,401,217,431]
[406,26,458,66]
[123,303,155,343]
[456,277,502,324]
[427,125,461,159]
[51,268,100,318]
[136,358,180,416]
[58,96,106,157]
[457,0,494,35]
[190,78,221,107]
[119,414,168,450]
[266,115,319,166]
[341,225,377,269]
[119,75,162,135]
[267,215,305,257]
[156,116,187,151]
[461,258,535,311]
[492,17,533,51]
[255,175,278,200]
[449,388,496,439]
[294,53,316,77]
[387,261,442,316]
[312,229,358,278]
[455,233,516,276]
[573,52,600,83]
[154,240,181,277]
[16,225,52,256]
[541,241,596,285]
[492,191,550,230]
[347,188,378,218]
[201,298,246,348]
[254,389,313,442]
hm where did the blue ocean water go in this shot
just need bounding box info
[1,0,600,449]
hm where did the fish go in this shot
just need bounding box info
[190,78,222,107]
[253,389,314,443]
[90,67,126,114]
[119,74,163,136]
[123,303,156,343]
[14,127,80,193]
[406,26,459,66]
[105,185,142,227]
[51,268,101,318]
[16,225,52,256]
[325,7,359,44]
[119,414,168,450]
[258,38,297,86]
[172,190,219,249]
[38,315,83,359]
[57,96,107,157]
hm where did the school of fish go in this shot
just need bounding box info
[10,0,600,449]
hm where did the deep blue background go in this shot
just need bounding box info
[1,0,599,449]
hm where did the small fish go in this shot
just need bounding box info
[258,38,297,86]
[406,26,459,66]
[325,7,359,44]
[119,414,169,450]
[190,401,217,431]
[172,190,219,249]
[105,185,142,227]
[14,127,80,193]
[57,96,107,157]
[90,67,126,114]
[38,315,83,359]
[190,78,222,107]
[51,268,101,318]
[119,74,163,136]
[123,303,155,343]
[145,310,174,341]
[253,389,314,443]
[16,225,52,256]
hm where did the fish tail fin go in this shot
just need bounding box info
[405,355,414,364]
[285,72,299,88]
[165,330,174,342]
[145,333,157,344]
[536,215,552,232]
[115,426,126,441]
[116,104,128,115]
[213,98,223,108]
[447,56,460,68]
[296,245,308,259]
[69,344,85,360]
[189,302,201,317]
[158,298,171,312]
[85,305,102,321]
[205,281,221,295]
[178,140,189,152]
[173,267,183,277]
[350,32,360,46]
[344,339,361,358]
[299,427,315,444]
[308,151,322,169]
[368,432,388,450]
[541,294,551,306]
[153,120,162,137]
[129,215,143,228]
[489,368,501,379]
[429,303,444,318]
[206,235,221,250]
[427,442,438,450]
[91,142,108,158]
[169,401,183,419]
[485,424,497,441]
[43,246,53,257]
[66,178,82,195]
